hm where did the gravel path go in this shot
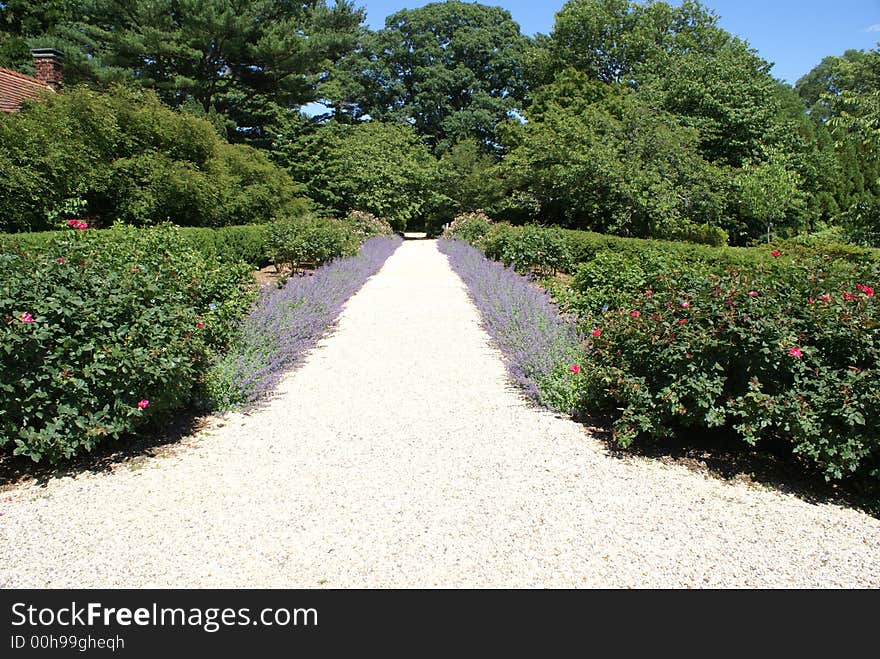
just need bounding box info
[2,240,879,588]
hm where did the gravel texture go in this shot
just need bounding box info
[1,240,879,588]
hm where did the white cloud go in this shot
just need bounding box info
[865,24,880,32]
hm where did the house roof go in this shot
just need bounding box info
[0,66,53,113]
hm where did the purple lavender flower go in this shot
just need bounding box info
[210,236,401,409]
[438,238,583,409]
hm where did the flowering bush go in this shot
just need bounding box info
[438,238,583,409]
[0,224,254,463]
[207,235,401,409]
[343,210,394,241]
[441,211,494,244]
[572,255,880,481]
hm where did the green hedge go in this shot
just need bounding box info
[2,224,272,269]
[468,222,880,314]
[0,224,255,463]
[266,217,358,272]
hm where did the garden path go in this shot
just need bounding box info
[2,240,879,587]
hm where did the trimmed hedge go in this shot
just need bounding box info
[2,224,272,269]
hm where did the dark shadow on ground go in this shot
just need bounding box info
[0,408,216,491]
[572,414,880,518]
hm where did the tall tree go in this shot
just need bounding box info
[500,70,728,238]
[275,120,439,231]
[533,0,783,168]
[0,0,80,71]
[328,1,529,152]
[529,0,725,87]
[71,0,364,141]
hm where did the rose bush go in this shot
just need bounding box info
[0,223,254,462]
[567,254,880,481]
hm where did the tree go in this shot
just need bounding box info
[499,70,728,239]
[328,1,529,152]
[733,156,805,243]
[795,49,875,121]
[275,120,439,231]
[533,0,784,168]
[0,0,81,71]
[70,0,364,141]
[0,85,307,232]
[797,46,880,243]
[529,0,725,87]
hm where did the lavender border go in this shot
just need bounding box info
[212,235,402,409]
[438,238,583,406]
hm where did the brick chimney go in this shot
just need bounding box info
[31,48,64,90]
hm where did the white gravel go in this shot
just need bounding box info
[1,239,879,588]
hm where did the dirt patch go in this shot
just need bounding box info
[252,264,316,288]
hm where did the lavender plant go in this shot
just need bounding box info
[438,238,585,411]
[208,235,401,409]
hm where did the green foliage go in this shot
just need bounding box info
[732,156,806,243]
[0,85,308,232]
[500,72,729,239]
[342,210,393,242]
[179,225,272,269]
[0,224,255,463]
[840,199,880,248]
[2,224,274,269]
[658,222,729,247]
[535,0,783,167]
[425,140,506,235]
[328,1,528,151]
[796,46,880,239]
[65,0,364,141]
[479,223,573,276]
[277,120,439,232]
[477,224,876,313]
[565,256,880,482]
[267,216,357,273]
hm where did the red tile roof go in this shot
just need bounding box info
[0,66,53,113]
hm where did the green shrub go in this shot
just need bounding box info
[0,85,309,232]
[180,225,272,268]
[267,216,357,272]
[567,255,880,481]
[343,210,394,241]
[479,223,572,276]
[655,222,730,247]
[0,224,254,463]
[442,211,495,244]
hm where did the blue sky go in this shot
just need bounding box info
[359,0,880,84]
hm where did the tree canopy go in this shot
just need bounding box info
[327,1,529,152]
[1,0,878,244]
